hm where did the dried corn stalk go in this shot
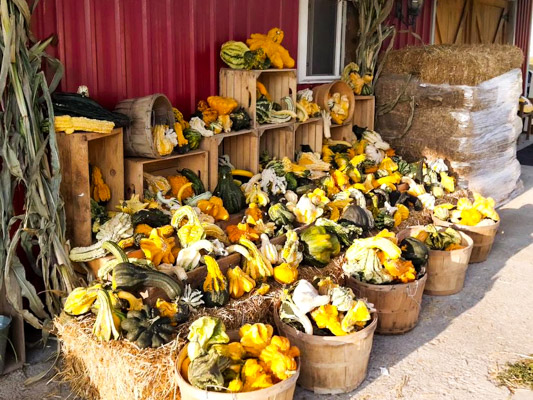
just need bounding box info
[350,0,396,91]
[0,0,80,329]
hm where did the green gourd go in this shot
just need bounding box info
[180,168,206,195]
[121,306,176,348]
[112,263,182,299]
[213,166,246,214]
[399,237,429,271]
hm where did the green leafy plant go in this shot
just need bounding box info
[0,0,79,330]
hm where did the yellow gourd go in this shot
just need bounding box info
[246,28,295,69]
[91,166,111,202]
[140,228,179,266]
[207,96,238,115]
[167,174,194,199]
[227,266,256,299]
[198,196,229,221]
[273,263,298,285]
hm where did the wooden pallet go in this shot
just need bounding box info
[219,68,297,128]
[200,130,259,191]
[124,150,208,199]
[353,95,375,130]
[295,117,323,154]
[57,129,124,247]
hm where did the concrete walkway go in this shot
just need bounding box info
[1,167,533,400]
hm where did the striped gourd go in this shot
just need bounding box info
[220,41,249,69]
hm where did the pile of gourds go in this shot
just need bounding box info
[433,194,499,226]
[279,279,372,336]
[191,96,251,135]
[182,317,299,392]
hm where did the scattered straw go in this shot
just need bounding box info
[496,356,533,393]
[383,44,523,86]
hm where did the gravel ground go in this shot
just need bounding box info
[1,167,533,400]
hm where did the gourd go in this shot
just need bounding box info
[339,205,374,230]
[273,263,298,285]
[112,263,182,300]
[91,165,111,203]
[229,108,251,131]
[202,256,230,307]
[213,166,246,214]
[375,211,395,230]
[300,226,341,267]
[207,96,238,115]
[268,203,295,227]
[167,174,194,199]
[132,209,171,228]
[399,237,429,271]
[227,266,256,299]
[179,168,206,195]
[183,128,202,150]
[197,196,229,221]
[220,41,250,69]
[121,306,176,348]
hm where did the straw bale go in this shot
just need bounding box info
[383,44,523,86]
[55,314,184,400]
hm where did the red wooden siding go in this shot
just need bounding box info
[515,0,533,91]
[32,0,299,115]
[389,0,435,48]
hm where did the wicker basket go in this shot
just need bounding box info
[274,307,377,394]
[398,226,474,296]
[346,274,427,335]
[115,94,175,158]
[432,217,499,263]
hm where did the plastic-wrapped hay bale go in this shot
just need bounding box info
[376,45,524,206]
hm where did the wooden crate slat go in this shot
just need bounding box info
[295,119,324,154]
[124,150,208,199]
[353,96,375,130]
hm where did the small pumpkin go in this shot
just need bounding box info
[202,256,230,307]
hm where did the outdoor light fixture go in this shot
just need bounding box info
[395,0,425,28]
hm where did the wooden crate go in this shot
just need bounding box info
[57,129,124,247]
[353,95,375,130]
[295,117,323,154]
[0,284,25,374]
[329,121,354,142]
[259,122,295,161]
[219,68,297,128]
[200,130,259,191]
[124,150,208,199]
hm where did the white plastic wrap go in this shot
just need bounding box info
[376,69,523,206]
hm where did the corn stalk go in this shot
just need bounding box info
[350,0,396,90]
[0,0,79,330]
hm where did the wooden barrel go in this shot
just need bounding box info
[345,274,427,335]
[312,81,355,123]
[432,217,500,263]
[274,307,377,394]
[115,94,174,158]
[176,335,299,400]
[398,226,474,296]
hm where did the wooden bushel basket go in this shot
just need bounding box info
[432,217,500,263]
[398,226,474,296]
[346,274,427,335]
[312,81,355,122]
[115,94,174,158]
[176,331,300,400]
[274,307,377,394]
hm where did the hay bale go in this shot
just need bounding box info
[55,314,184,400]
[383,44,523,86]
[376,66,523,205]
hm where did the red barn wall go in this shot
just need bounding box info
[32,0,299,115]
[388,0,435,48]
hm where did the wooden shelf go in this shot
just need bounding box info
[57,128,124,247]
[295,118,323,154]
[257,120,295,134]
[125,150,208,199]
[200,130,259,191]
[353,95,375,130]
[220,69,297,129]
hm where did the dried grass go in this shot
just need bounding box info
[54,314,184,400]
[383,44,523,86]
